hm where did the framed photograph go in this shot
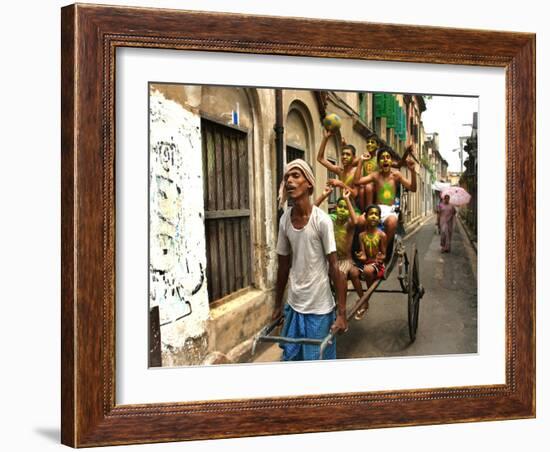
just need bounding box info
[61,3,535,447]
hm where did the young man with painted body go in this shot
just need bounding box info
[357,136,380,210]
[316,129,358,199]
[314,187,364,299]
[353,146,417,246]
[274,159,347,361]
[355,204,388,319]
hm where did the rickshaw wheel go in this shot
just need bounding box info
[398,249,410,293]
[407,244,422,342]
[385,234,401,278]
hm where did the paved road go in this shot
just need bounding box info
[338,216,478,359]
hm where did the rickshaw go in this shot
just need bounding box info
[252,200,426,359]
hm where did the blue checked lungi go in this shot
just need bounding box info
[280,304,336,361]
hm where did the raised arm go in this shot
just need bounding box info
[317,129,341,174]
[342,188,358,226]
[393,144,415,168]
[273,254,291,321]
[398,157,417,192]
[327,252,348,334]
[327,177,358,199]
[314,185,333,207]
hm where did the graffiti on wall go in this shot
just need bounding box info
[149,89,210,362]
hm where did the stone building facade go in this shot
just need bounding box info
[424,132,450,212]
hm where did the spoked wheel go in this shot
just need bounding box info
[407,244,424,342]
[398,247,409,293]
[384,234,401,278]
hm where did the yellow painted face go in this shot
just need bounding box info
[366,207,380,226]
[341,148,353,165]
[379,151,392,172]
[336,199,350,221]
[366,137,378,154]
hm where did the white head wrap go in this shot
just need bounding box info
[278,159,316,209]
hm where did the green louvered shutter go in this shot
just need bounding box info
[396,105,403,135]
[401,109,407,141]
[386,95,396,128]
[399,108,405,139]
[374,93,385,118]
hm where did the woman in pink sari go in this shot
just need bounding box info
[437,194,456,253]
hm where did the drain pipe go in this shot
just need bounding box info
[274,89,284,220]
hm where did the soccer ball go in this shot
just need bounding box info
[323,113,342,131]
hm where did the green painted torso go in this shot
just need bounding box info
[362,157,378,176]
[377,180,395,205]
[333,220,349,259]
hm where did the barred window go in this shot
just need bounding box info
[286,144,305,163]
[201,119,251,303]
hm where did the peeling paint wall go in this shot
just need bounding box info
[149,88,210,365]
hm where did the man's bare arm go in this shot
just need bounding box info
[314,185,333,207]
[328,178,358,198]
[273,254,291,320]
[343,189,358,226]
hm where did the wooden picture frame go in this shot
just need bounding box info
[61,3,535,447]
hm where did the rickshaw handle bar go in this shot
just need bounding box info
[259,336,325,346]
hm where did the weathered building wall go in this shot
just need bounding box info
[149,85,281,366]
[149,88,210,366]
[200,86,254,130]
